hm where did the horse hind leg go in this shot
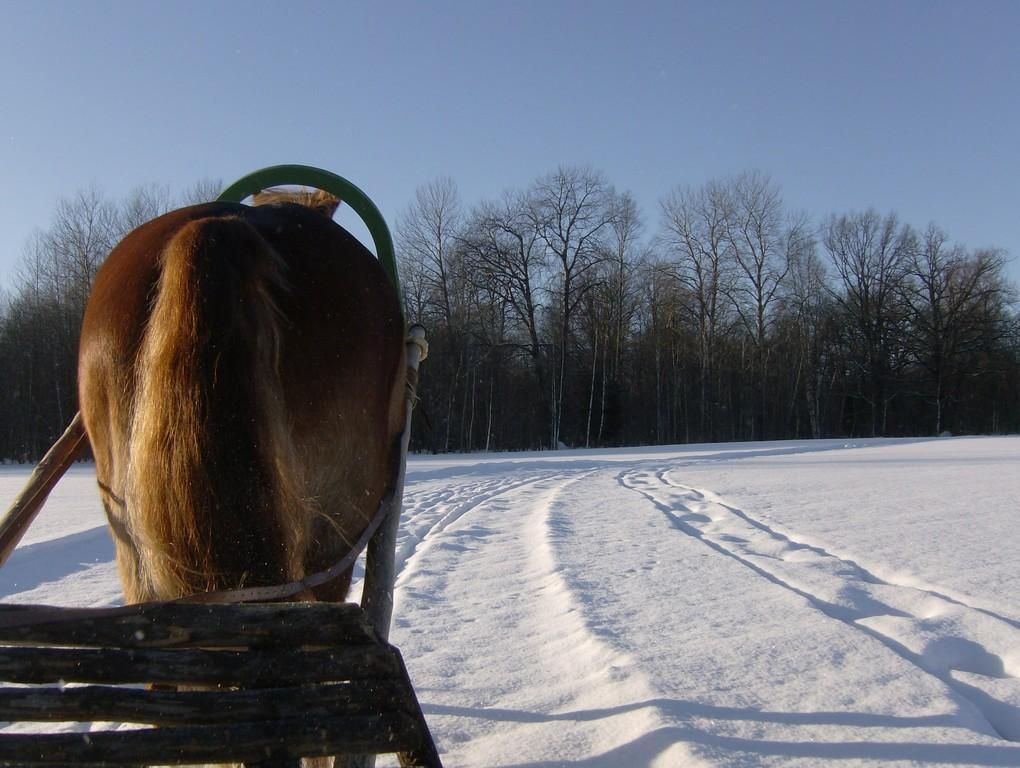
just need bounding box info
[98,492,148,604]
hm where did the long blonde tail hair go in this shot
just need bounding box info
[127,216,312,599]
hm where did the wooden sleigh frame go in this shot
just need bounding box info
[0,167,441,767]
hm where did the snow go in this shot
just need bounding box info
[2,437,1020,766]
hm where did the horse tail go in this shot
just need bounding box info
[127,216,310,599]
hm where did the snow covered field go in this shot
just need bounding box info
[2,437,1019,766]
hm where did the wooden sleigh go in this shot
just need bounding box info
[0,166,441,767]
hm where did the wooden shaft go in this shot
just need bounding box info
[362,325,428,643]
[353,326,428,768]
[0,413,87,566]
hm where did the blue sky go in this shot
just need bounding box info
[2,0,1018,286]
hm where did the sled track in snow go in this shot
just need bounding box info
[620,465,1020,743]
[391,468,688,764]
[394,471,563,585]
[651,467,1020,632]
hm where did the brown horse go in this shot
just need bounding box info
[78,193,406,606]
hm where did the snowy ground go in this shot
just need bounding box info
[2,437,1019,766]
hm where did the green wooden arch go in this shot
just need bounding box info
[218,165,401,300]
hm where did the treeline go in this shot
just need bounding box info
[397,169,1019,452]
[0,168,1016,461]
[0,181,219,462]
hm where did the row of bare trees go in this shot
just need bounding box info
[397,168,1018,453]
[0,168,1016,461]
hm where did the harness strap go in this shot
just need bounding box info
[179,470,402,605]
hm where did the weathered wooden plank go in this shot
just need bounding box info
[0,713,424,765]
[0,601,378,648]
[0,679,411,725]
[0,645,399,686]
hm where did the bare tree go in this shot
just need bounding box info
[780,232,830,438]
[395,179,472,451]
[45,188,118,315]
[583,189,644,446]
[823,210,914,436]
[461,192,551,446]
[118,184,174,236]
[526,166,617,447]
[901,225,1010,433]
[725,172,792,439]
[660,179,736,440]
[397,178,462,327]
[179,178,223,206]
[8,229,83,456]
